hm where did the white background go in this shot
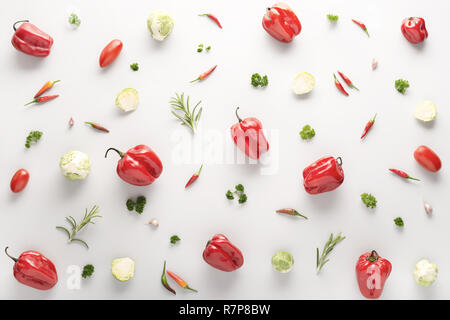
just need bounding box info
[0,0,449,300]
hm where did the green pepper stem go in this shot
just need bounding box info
[235,107,242,123]
[4,247,18,262]
[13,20,29,31]
[24,99,37,106]
[104,147,124,158]
[367,250,379,262]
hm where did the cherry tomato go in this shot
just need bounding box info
[10,169,30,193]
[99,39,123,68]
[414,145,441,172]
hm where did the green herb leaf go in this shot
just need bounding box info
[169,93,203,133]
[130,63,139,71]
[238,193,247,204]
[327,14,339,22]
[316,232,345,273]
[68,13,81,27]
[395,79,410,94]
[299,125,316,140]
[82,264,94,278]
[135,196,147,214]
[206,46,211,51]
[235,184,244,192]
[361,193,377,208]
[394,217,404,227]
[25,130,43,148]
[251,73,269,87]
[170,235,181,244]
[226,190,234,200]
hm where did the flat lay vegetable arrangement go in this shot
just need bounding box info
[2,1,447,300]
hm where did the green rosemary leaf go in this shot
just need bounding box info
[71,238,89,249]
[169,93,203,133]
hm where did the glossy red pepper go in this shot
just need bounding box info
[356,250,392,299]
[401,17,428,44]
[262,3,301,43]
[303,156,344,194]
[10,169,30,193]
[105,144,163,186]
[414,145,441,172]
[203,234,244,272]
[11,20,53,57]
[99,39,123,68]
[5,247,58,290]
[230,107,269,160]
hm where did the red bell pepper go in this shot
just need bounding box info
[303,156,344,194]
[11,20,53,57]
[356,250,392,299]
[202,234,244,272]
[262,3,301,43]
[401,17,428,44]
[5,247,58,290]
[230,107,269,160]
[105,144,163,186]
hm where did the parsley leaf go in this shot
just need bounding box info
[361,193,377,208]
[226,185,247,204]
[299,125,316,140]
[25,131,43,148]
[226,190,234,200]
[126,199,135,211]
[238,193,247,204]
[394,217,404,227]
[170,235,181,244]
[82,264,94,278]
[395,79,409,94]
[327,14,339,22]
[135,196,147,214]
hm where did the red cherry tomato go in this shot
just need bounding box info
[99,39,123,68]
[414,145,441,172]
[10,169,30,193]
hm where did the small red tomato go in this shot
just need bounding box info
[10,169,30,193]
[99,39,123,68]
[414,145,441,172]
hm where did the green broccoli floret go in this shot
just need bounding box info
[299,125,316,140]
[126,199,135,211]
[361,193,377,208]
[135,196,147,214]
[25,130,43,148]
[82,264,94,278]
[395,79,409,94]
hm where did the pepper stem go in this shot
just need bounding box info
[104,147,125,158]
[367,250,379,262]
[13,20,29,31]
[407,175,420,181]
[196,164,203,176]
[185,285,198,293]
[190,77,200,83]
[24,99,37,106]
[235,107,242,123]
[4,247,18,262]
[336,157,343,166]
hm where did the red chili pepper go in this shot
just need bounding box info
[69,117,74,127]
[190,65,217,83]
[5,247,58,290]
[99,39,123,68]
[11,20,53,57]
[10,169,30,193]
[356,250,392,299]
[276,208,308,219]
[199,13,222,29]
[105,145,163,186]
[161,261,176,295]
[24,94,59,106]
[360,114,377,140]
[352,19,370,37]
[389,169,420,181]
[185,165,203,188]
[85,121,110,133]
[337,71,359,90]
[414,145,441,172]
[34,80,60,98]
[401,17,428,44]
[203,234,244,272]
[230,107,269,160]
[262,3,302,43]
[166,270,198,292]
[333,74,349,96]
[303,156,344,194]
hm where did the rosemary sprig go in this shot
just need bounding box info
[316,232,345,273]
[169,93,202,133]
[56,205,102,249]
